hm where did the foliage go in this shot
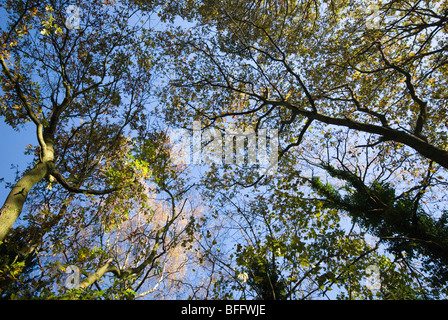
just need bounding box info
[310,164,448,290]
[1,0,448,300]
[200,172,437,299]
[148,0,448,299]
[0,228,44,299]
[0,0,207,299]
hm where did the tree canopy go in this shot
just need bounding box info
[1,0,448,299]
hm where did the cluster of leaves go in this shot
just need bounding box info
[310,164,448,291]
[198,170,434,300]
[0,229,44,299]
[235,246,288,300]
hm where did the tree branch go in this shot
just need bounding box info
[377,43,428,139]
[50,168,123,195]
[0,55,47,153]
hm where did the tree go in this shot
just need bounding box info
[196,170,440,300]
[149,0,448,297]
[0,0,210,299]
[310,163,448,288]
[0,0,154,242]
[0,125,200,299]
[157,0,448,169]
[3,0,448,299]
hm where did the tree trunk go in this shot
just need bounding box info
[0,161,49,242]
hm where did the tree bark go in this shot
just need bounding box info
[79,258,114,289]
[0,162,49,242]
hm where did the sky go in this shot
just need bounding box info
[0,121,36,210]
[0,6,36,212]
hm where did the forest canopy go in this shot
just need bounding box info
[0,0,447,299]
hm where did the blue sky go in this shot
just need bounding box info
[0,120,36,207]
